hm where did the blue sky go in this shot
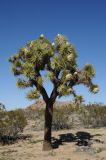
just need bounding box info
[0,0,106,110]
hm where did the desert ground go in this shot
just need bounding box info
[0,127,106,160]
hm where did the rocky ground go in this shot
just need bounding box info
[0,127,106,160]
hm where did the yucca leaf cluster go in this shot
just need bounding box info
[9,34,99,102]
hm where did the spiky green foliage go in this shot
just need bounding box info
[17,79,33,88]
[84,64,95,78]
[74,95,84,105]
[26,90,40,100]
[9,34,99,103]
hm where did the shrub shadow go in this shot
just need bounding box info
[0,134,32,145]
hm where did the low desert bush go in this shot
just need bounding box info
[80,103,106,128]
[25,102,106,130]
[6,109,27,135]
[52,104,79,130]
[0,105,27,144]
[25,103,82,130]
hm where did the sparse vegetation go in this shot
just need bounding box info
[79,103,106,128]
[0,105,27,145]
[24,101,106,131]
[0,101,106,160]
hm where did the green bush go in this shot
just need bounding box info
[0,106,27,144]
[80,103,106,128]
[6,109,27,136]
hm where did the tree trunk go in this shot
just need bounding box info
[43,101,53,151]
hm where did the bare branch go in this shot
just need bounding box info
[50,70,60,103]
[33,71,49,103]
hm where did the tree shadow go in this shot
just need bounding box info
[52,131,103,149]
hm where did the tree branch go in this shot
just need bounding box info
[31,69,49,103]
[50,70,60,103]
[34,81,49,103]
[50,87,58,103]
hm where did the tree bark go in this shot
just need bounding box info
[43,101,53,151]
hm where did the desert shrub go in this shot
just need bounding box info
[0,104,6,137]
[24,107,45,131]
[6,109,27,136]
[88,104,106,127]
[52,107,69,130]
[25,107,44,123]
[53,103,106,129]
[24,102,106,131]
[25,106,45,120]
[52,104,77,130]
[25,108,37,120]
[0,106,27,144]
[24,104,78,130]
[79,103,106,128]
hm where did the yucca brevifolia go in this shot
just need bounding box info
[9,34,99,150]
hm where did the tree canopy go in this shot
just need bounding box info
[9,34,99,103]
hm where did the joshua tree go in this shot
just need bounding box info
[9,34,99,150]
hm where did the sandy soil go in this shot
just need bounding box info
[0,128,106,160]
